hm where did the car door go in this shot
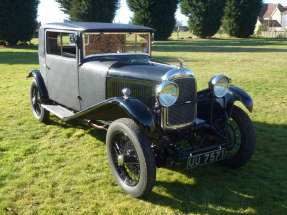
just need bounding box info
[45,30,80,111]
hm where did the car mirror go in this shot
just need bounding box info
[70,34,78,44]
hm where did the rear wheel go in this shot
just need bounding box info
[221,105,256,168]
[106,118,156,198]
[30,79,49,123]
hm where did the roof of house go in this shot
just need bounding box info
[282,7,287,14]
[260,3,287,18]
[40,22,155,32]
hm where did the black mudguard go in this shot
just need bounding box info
[26,70,48,99]
[67,97,155,138]
[226,85,253,113]
[197,86,253,123]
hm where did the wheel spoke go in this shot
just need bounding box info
[111,133,140,186]
[114,141,121,155]
[224,119,242,159]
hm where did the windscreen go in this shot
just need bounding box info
[82,32,150,57]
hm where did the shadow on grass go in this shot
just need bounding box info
[151,56,199,64]
[143,121,287,214]
[0,51,38,65]
[153,45,287,53]
[161,37,287,47]
[47,116,106,143]
[42,116,287,214]
[153,37,287,53]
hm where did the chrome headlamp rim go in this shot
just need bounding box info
[209,75,231,98]
[156,81,179,107]
[162,68,194,81]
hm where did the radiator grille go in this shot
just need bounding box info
[166,77,197,127]
[167,103,196,126]
[174,77,196,103]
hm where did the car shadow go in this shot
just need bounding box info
[144,166,258,214]
[46,116,106,143]
[143,121,287,214]
[44,116,287,214]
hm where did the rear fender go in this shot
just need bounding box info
[26,70,48,99]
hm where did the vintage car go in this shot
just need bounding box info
[27,22,255,198]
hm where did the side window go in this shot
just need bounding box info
[46,32,61,55]
[46,32,76,58]
[61,33,76,58]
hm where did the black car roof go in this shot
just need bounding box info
[41,22,155,32]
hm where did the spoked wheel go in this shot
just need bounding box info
[112,133,140,186]
[106,118,156,198]
[221,105,256,168]
[30,79,49,123]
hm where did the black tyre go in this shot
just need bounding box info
[30,79,49,123]
[106,118,156,198]
[221,105,256,168]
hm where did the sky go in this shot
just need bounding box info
[37,0,287,25]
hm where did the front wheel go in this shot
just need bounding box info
[221,105,256,168]
[106,118,156,198]
[30,79,49,123]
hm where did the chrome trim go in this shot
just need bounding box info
[208,75,231,98]
[160,66,195,129]
[151,61,177,68]
[122,88,131,99]
[162,67,194,81]
[161,107,193,130]
[155,81,179,107]
[195,118,206,125]
[117,154,124,166]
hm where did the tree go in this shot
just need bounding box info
[223,0,263,38]
[127,0,179,40]
[56,0,119,22]
[0,0,39,46]
[181,0,226,38]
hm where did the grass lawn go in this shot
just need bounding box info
[0,36,287,214]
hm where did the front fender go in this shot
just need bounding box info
[197,86,253,123]
[226,85,253,113]
[66,97,155,138]
[26,70,48,99]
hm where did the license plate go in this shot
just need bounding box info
[187,149,226,169]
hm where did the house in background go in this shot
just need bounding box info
[282,10,287,27]
[255,3,287,32]
[173,26,189,32]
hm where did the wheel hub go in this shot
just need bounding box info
[32,97,36,105]
[117,154,124,166]
[223,123,236,149]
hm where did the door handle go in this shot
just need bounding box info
[43,64,50,69]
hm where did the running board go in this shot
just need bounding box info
[41,97,152,125]
[41,98,114,121]
[41,104,75,119]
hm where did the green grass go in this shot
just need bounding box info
[1,36,287,214]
